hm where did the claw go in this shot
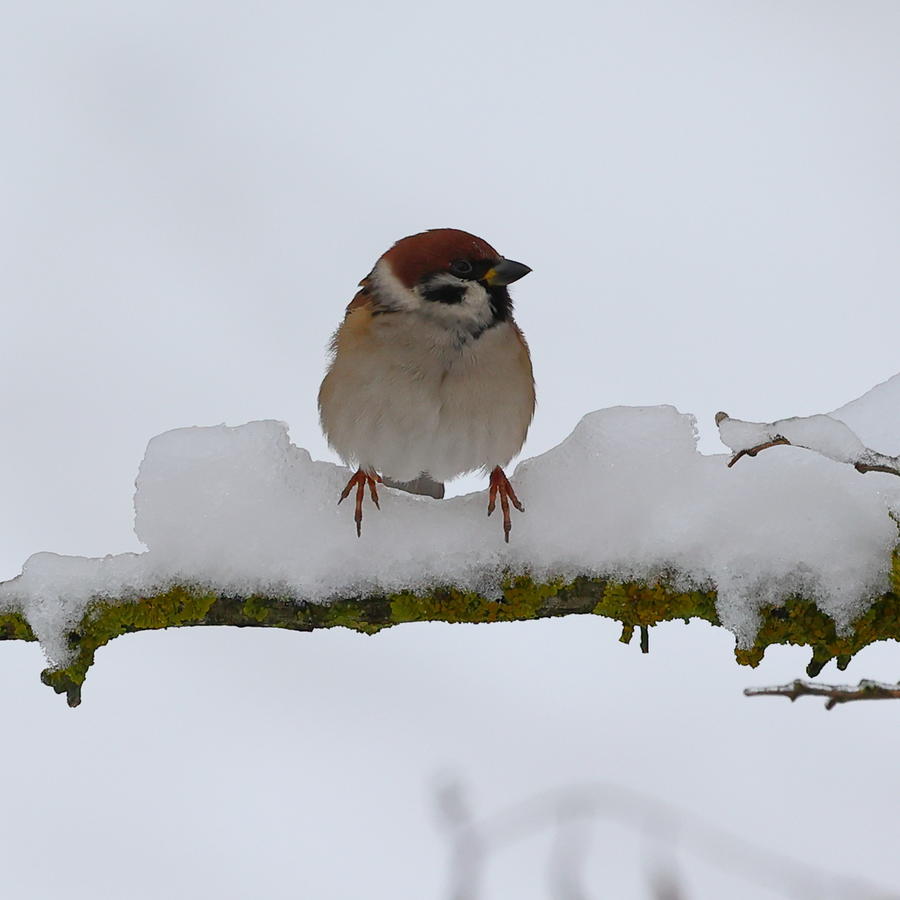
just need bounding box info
[487,477,499,517]
[338,469,381,537]
[368,474,381,509]
[487,467,524,543]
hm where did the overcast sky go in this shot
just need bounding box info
[2,2,900,897]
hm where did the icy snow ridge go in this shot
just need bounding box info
[2,377,900,667]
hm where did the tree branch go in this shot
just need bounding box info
[0,557,897,706]
[725,437,792,468]
[744,678,900,709]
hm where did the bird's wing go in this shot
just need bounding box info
[345,283,372,314]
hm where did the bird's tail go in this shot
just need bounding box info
[382,473,445,499]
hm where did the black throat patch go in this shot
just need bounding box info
[486,285,512,323]
[418,276,512,341]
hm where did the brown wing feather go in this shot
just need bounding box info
[345,280,372,314]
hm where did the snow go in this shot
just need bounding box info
[832,372,900,456]
[717,375,900,473]
[717,413,868,464]
[2,377,900,668]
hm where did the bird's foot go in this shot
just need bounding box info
[487,466,525,543]
[338,468,382,537]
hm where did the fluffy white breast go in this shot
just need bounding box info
[319,308,535,483]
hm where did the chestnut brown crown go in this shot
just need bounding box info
[381,228,501,288]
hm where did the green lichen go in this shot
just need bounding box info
[24,544,900,705]
[593,580,719,631]
[320,600,388,634]
[737,587,900,674]
[42,586,218,708]
[235,593,388,634]
[892,545,900,596]
[0,612,36,643]
[389,575,556,626]
[241,594,272,623]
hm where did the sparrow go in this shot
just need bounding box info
[318,228,535,541]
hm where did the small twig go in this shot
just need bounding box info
[744,678,900,710]
[726,437,791,468]
[717,411,900,476]
[855,461,900,477]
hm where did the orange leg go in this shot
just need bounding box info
[487,466,525,543]
[338,469,382,537]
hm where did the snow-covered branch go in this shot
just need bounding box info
[2,375,900,706]
[716,411,900,477]
[0,565,897,707]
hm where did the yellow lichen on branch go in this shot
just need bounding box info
[0,553,897,707]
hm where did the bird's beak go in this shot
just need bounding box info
[483,258,532,286]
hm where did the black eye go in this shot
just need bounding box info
[449,259,473,277]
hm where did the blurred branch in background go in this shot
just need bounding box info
[547,814,593,900]
[435,779,900,900]
[745,678,900,709]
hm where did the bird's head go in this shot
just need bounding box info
[366,228,531,335]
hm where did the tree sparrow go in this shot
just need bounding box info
[318,228,535,541]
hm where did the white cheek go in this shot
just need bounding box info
[461,281,492,314]
[369,259,419,311]
[370,261,494,333]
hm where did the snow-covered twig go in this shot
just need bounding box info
[744,678,900,709]
[715,411,900,477]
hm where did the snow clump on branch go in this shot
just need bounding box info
[2,376,900,667]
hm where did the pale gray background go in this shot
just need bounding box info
[2,2,899,897]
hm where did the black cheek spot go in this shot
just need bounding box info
[422,283,467,305]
